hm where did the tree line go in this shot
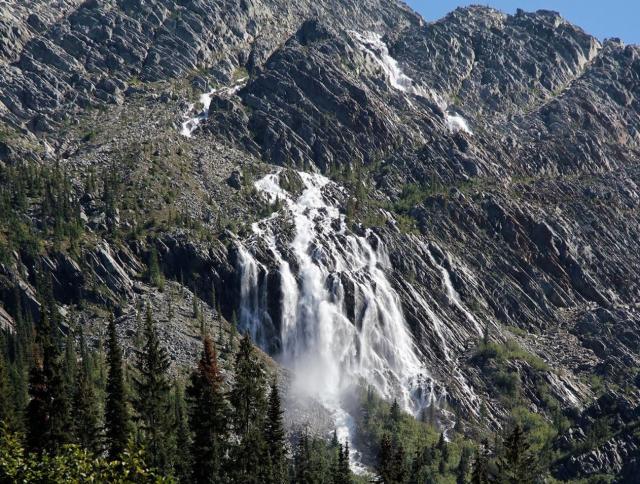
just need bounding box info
[0,279,355,483]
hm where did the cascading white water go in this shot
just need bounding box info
[238,171,436,448]
[349,30,427,96]
[180,77,247,137]
[350,31,473,135]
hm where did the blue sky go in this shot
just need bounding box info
[405,1,639,45]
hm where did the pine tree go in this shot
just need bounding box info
[173,382,192,483]
[187,335,229,483]
[437,433,449,474]
[134,305,173,473]
[26,304,72,454]
[496,424,536,484]
[147,245,164,289]
[457,446,473,484]
[264,378,286,484]
[63,329,77,392]
[25,341,47,453]
[471,439,490,484]
[73,331,102,453]
[334,440,352,484]
[0,344,15,428]
[105,314,130,460]
[331,429,339,449]
[294,429,313,484]
[229,332,268,482]
[389,398,401,435]
[377,433,406,483]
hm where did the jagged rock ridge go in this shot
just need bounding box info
[1,0,640,479]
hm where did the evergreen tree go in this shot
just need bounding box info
[331,429,339,449]
[147,245,164,289]
[334,440,352,484]
[0,343,15,429]
[264,378,286,484]
[437,433,449,474]
[26,304,72,454]
[496,424,536,484]
[293,429,313,484]
[377,433,406,484]
[390,399,401,424]
[457,446,472,484]
[471,440,490,484]
[229,332,268,482]
[73,331,102,453]
[173,382,192,483]
[25,341,47,453]
[187,335,229,483]
[134,305,173,473]
[63,329,77,393]
[105,314,130,460]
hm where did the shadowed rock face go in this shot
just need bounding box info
[1,0,640,479]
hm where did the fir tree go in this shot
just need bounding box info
[187,335,229,483]
[134,305,173,473]
[437,433,449,474]
[334,440,352,484]
[147,245,164,289]
[264,378,286,484]
[173,382,192,483]
[377,433,406,484]
[293,429,313,484]
[331,429,339,449]
[0,344,15,428]
[73,331,102,453]
[229,332,268,482]
[63,329,77,392]
[390,399,401,425]
[471,440,490,484]
[105,314,130,460]
[496,424,536,484]
[457,445,473,484]
[26,304,72,453]
[25,341,47,453]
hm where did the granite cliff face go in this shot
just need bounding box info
[1,0,640,479]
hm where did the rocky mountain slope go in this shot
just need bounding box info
[1,0,640,480]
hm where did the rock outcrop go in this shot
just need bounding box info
[1,1,639,479]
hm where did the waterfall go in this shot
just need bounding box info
[180,77,247,137]
[350,30,473,135]
[238,171,435,441]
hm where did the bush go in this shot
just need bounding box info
[0,426,174,483]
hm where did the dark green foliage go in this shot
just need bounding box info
[172,382,192,483]
[496,424,537,483]
[264,379,286,484]
[0,344,14,428]
[0,425,174,482]
[229,333,268,482]
[147,244,165,290]
[134,305,173,473]
[187,335,228,483]
[293,429,324,483]
[334,441,352,484]
[25,303,73,454]
[437,433,449,474]
[73,331,102,453]
[0,161,85,257]
[105,314,130,460]
[376,433,406,483]
[471,440,490,484]
[457,445,472,484]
